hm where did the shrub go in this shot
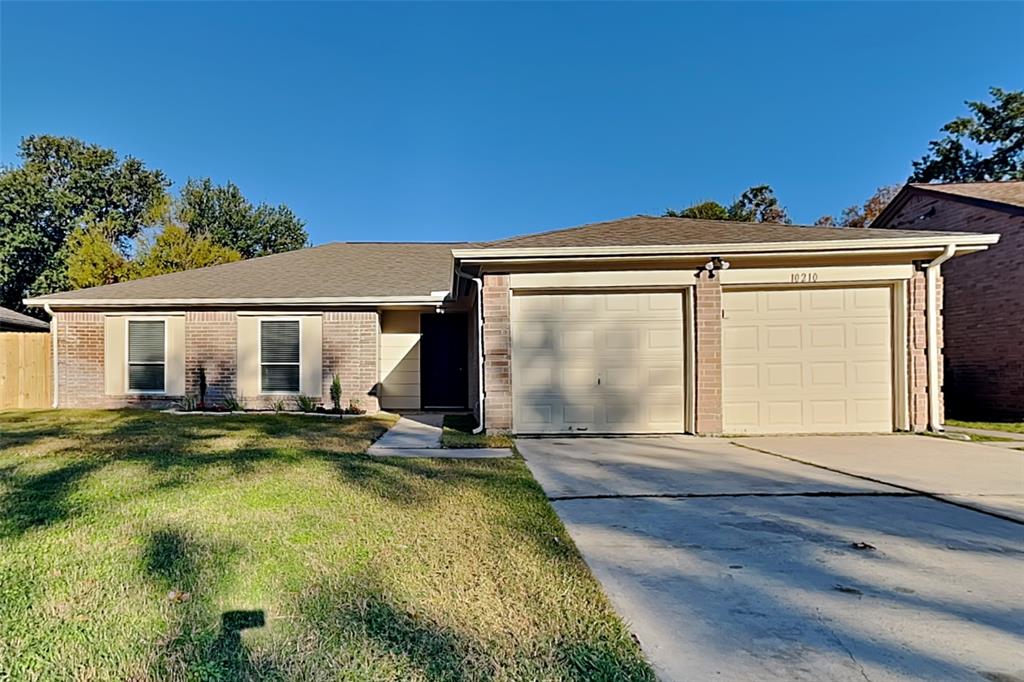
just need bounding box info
[295,395,319,413]
[222,395,242,412]
[330,374,342,412]
[198,367,208,407]
[176,395,199,412]
[271,399,286,413]
[343,399,366,415]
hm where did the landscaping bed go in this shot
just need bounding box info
[441,414,516,449]
[0,410,652,681]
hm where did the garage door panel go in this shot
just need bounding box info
[723,287,892,434]
[512,291,684,434]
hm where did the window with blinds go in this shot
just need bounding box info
[127,320,166,392]
[261,320,300,393]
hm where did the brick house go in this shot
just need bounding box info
[873,182,1024,420]
[26,216,1000,434]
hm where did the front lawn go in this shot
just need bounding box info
[945,419,1024,435]
[441,414,516,449]
[0,410,651,681]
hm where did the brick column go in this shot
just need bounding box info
[694,272,723,435]
[323,311,380,412]
[908,270,928,431]
[55,312,105,408]
[185,312,237,404]
[482,274,512,432]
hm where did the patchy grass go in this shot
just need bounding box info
[946,419,1024,436]
[441,414,516,449]
[0,410,651,681]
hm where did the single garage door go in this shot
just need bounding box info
[722,286,893,434]
[511,291,684,434]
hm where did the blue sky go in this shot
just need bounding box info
[2,2,1022,245]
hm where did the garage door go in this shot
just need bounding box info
[722,287,892,434]
[511,292,684,434]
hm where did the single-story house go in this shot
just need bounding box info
[873,181,1024,420]
[0,305,50,332]
[25,215,1000,435]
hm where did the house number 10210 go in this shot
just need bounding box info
[790,272,819,283]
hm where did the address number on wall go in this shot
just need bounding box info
[790,272,820,283]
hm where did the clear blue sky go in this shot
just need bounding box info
[2,2,1022,244]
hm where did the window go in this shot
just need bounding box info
[127,320,165,392]
[261,320,300,393]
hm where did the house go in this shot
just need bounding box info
[0,305,50,332]
[873,182,1024,420]
[25,216,1000,435]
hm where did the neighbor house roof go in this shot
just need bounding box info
[873,181,1024,228]
[0,305,50,331]
[26,242,464,306]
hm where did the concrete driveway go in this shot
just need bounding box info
[518,435,1024,681]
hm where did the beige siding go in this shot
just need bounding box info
[380,310,421,410]
[722,286,893,434]
[237,315,259,398]
[511,291,685,434]
[104,316,125,395]
[166,317,185,396]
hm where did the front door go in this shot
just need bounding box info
[420,313,469,409]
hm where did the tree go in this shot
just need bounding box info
[0,135,168,313]
[911,87,1024,182]
[815,184,901,228]
[134,224,241,278]
[65,222,136,289]
[179,178,308,258]
[665,184,791,224]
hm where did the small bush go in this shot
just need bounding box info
[198,367,208,407]
[343,399,366,415]
[295,395,319,413]
[222,395,242,412]
[176,395,199,412]
[271,399,286,413]
[330,374,342,411]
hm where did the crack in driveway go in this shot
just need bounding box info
[549,491,921,502]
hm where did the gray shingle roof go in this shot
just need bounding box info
[479,215,973,249]
[910,181,1024,210]
[35,242,464,302]
[0,305,50,331]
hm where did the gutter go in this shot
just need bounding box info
[44,304,58,408]
[23,294,449,309]
[454,268,485,434]
[925,244,956,431]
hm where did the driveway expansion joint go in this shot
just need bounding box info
[549,491,921,502]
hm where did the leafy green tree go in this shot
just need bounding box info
[911,87,1024,182]
[65,222,136,289]
[665,184,790,224]
[134,224,241,277]
[179,178,308,258]
[815,184,901,228]
[0,135,168,313]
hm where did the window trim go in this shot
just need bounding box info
[258,317,303,395]
[124,317,168,395]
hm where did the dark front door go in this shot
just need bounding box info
[420,313,469,409]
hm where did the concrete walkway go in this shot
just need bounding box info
[367,414,510,458]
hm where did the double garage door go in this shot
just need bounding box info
[510,286,894,435]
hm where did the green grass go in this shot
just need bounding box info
[0,410,652,681]
[441,414,516,449]
[946,419,1024,435]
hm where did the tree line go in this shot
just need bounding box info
[663,87,1023,227]
[1,136,308,314]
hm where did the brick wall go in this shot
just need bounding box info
[694,271,723,435]
[883,194,1023,418]
[907,270,929,431]
[481,274,512,431]
[323,311,380,412]
[185,312,236,404]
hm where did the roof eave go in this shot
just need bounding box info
[451,233,1000,260]
[23,294,448,309]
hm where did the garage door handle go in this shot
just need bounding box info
[597,378,601,385]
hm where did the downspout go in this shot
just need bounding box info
[925,244,955,431]
[44,304,58,408]
[454,268,485,434]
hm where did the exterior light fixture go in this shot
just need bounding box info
[703,256,731,277]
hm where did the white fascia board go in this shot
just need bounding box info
[24,294,447,309]
[451,233,1000,260]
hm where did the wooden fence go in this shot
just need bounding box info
[0,333,52,409]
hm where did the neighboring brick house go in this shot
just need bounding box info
[873,182,1024,420]
[27,216,1000,435]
